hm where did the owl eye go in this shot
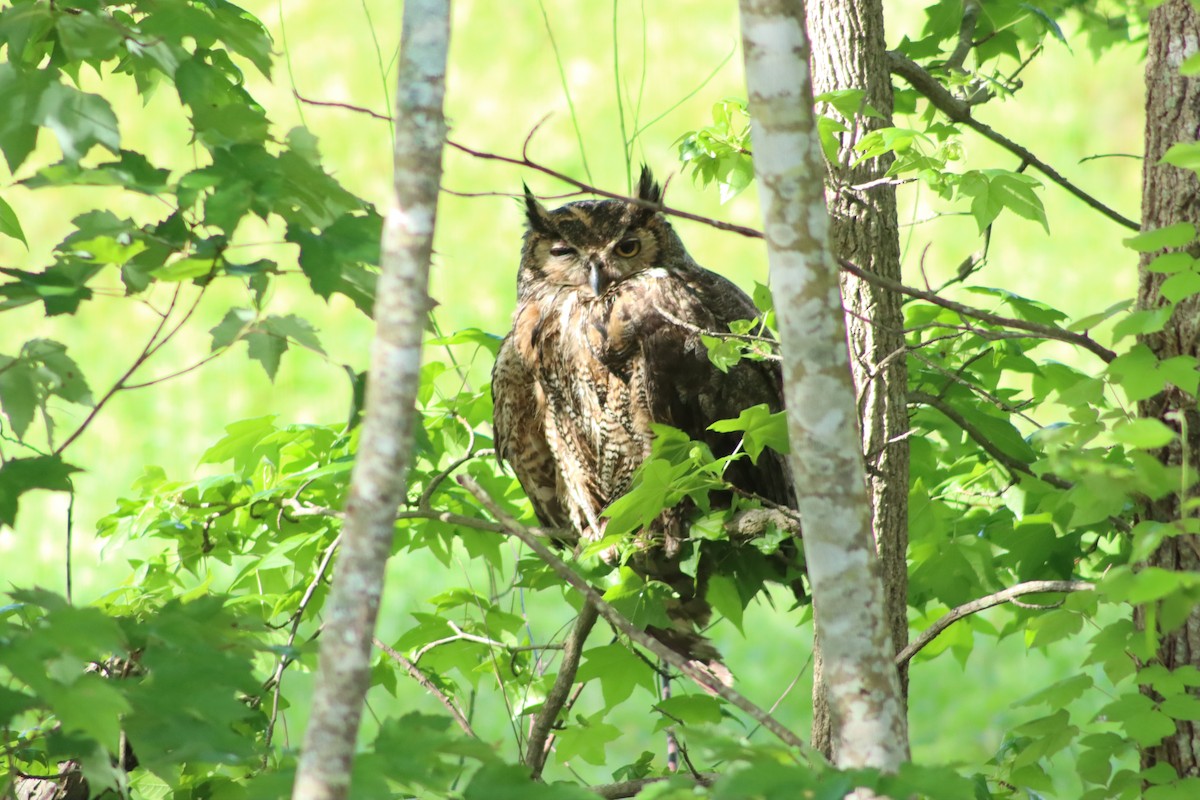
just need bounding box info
[614,238,641,258]
[549,243,575,258]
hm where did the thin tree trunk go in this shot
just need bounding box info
[290,4,450,799]
[805,0,909,759]
[1135,0,1200,780]
[738,0,909,772]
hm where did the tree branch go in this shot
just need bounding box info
[444,139,765,239]
[525,601,600,779]
[838,258,1117,362]
[943,0,981,73]
[895,580,1094,666]
[908,390,1072,490]
[457,474,807,752]
[887,50,1139,231]
[373,638,477,738]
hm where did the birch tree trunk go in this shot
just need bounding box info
[1135,0,1200,780]
[805,0,909,758]
[290,3,450,798]
[738,0,909,772]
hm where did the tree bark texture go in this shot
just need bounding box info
[290,3,449,799]
[1136,0,1200,781]
[738,0,909,772]
[805,0,909,759]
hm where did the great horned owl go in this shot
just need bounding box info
[492,167,798,681]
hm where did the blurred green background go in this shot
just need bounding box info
[0,0,1144,789]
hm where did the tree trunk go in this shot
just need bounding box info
[1135,0,1200,781]
[805,0,909,759]
[738,0,909,772]
[290,3,450,799]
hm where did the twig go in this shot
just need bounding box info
[909,390,1072,490]
[896,580,1094,666]
[293,89,392,121]
[457,474,807,752]
[373,638,477,738]
[887,50,1139,231]
[838,258,1117,362]
[263,533,342,756]
[445,140,765,239]
[525,602,600,778]
[418,447,494,509]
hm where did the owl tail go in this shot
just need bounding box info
[646,625,733,692]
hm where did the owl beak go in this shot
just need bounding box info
[588,260,608,296]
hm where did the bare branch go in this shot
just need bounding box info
[896,580,1094,666]
[457,474,807,751]
[525,602,600,778]
[887,50,1139,231]
[838,257,1117,362]
[293,89,392,122]
[445,139,765,239]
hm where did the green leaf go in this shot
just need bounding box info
[1124,223,1197,252]
[1112,307,1174,341]
[0,355,37,438]
[463,764,594,800]
[707,573,744,633]
[0,64,53,171]
[653,694,724,731]
[958,169,1048,232]
[1160,142,1200,175]
[428,327,505,355]
[575,644,650,707]
[1013,673,1094,708]
[261,314,325,355]
[36,82,120,161]
[1145,252,1195,274]
[210,308,256,350]
[708,403,789,462]
[1112,418,1176,449]
[52,675,130,745]
[553,713,621,766]
[1025,609,1083,648]
[0,194,26,245]
[1160,270,1200,303]
[0,455,80,528]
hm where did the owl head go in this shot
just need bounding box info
[519,167,686,298]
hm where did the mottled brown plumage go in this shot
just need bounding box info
[492,168,797,681]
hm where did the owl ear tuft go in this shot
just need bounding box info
[636,165,662,206]
[523,184,555,234]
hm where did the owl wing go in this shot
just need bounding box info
[603,265,796,509]
[491,329,572,531]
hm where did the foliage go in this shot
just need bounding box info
[0,0,1194,799]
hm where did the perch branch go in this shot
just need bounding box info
[896,580,1094,666]
[887,50,1139,231]
[525,601,601,779]
[838,258,1117,363]
[457,475,807,752]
